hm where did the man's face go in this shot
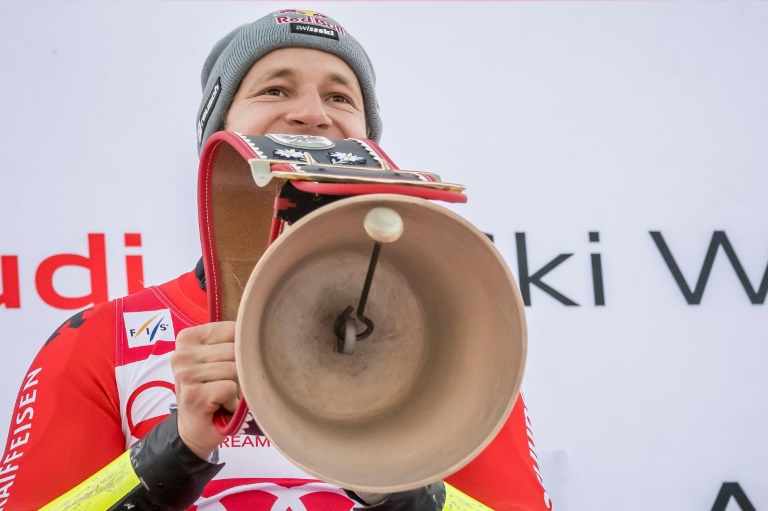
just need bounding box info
[225,47,367,139]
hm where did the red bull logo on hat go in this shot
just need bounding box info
[274,13,345,35]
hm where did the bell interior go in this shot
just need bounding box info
[235,194,526,493]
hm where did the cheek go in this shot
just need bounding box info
[339,111,368,139]
[224,102,273,135]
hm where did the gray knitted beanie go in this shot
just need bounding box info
[196,9,382,153]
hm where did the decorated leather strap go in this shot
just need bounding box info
[198,131,466,324]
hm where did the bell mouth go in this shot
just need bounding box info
[236,193,527,493]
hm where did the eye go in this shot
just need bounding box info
[330,94,350,104]
[260,87,283,97]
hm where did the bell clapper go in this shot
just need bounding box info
[334,207,403,354]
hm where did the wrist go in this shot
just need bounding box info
[174,403,225,460]
[177,427,219,461]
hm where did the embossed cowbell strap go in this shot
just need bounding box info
[241,132,467,202]
[198,132,283,322]
[199,131,467,322]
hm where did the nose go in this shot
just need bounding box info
[285,92,332,133]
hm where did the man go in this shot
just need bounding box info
[1,9,550,510]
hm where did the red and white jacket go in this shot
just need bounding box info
[0,269,551,510]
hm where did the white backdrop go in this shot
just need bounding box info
[1,1,767,509]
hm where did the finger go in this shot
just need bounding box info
[173,357,239,385]
[175,321,236,347]
[193,361,239,385]
[171,343,235,379]
[189,380,240,413]
[173,341,235,366]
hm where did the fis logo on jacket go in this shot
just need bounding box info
[124,309,175,347]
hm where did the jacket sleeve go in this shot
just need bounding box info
[444,393,553,510]
[40,410,222,511]
[347,482,446,510]
[0,303,126,510]
[346,478,513,510]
